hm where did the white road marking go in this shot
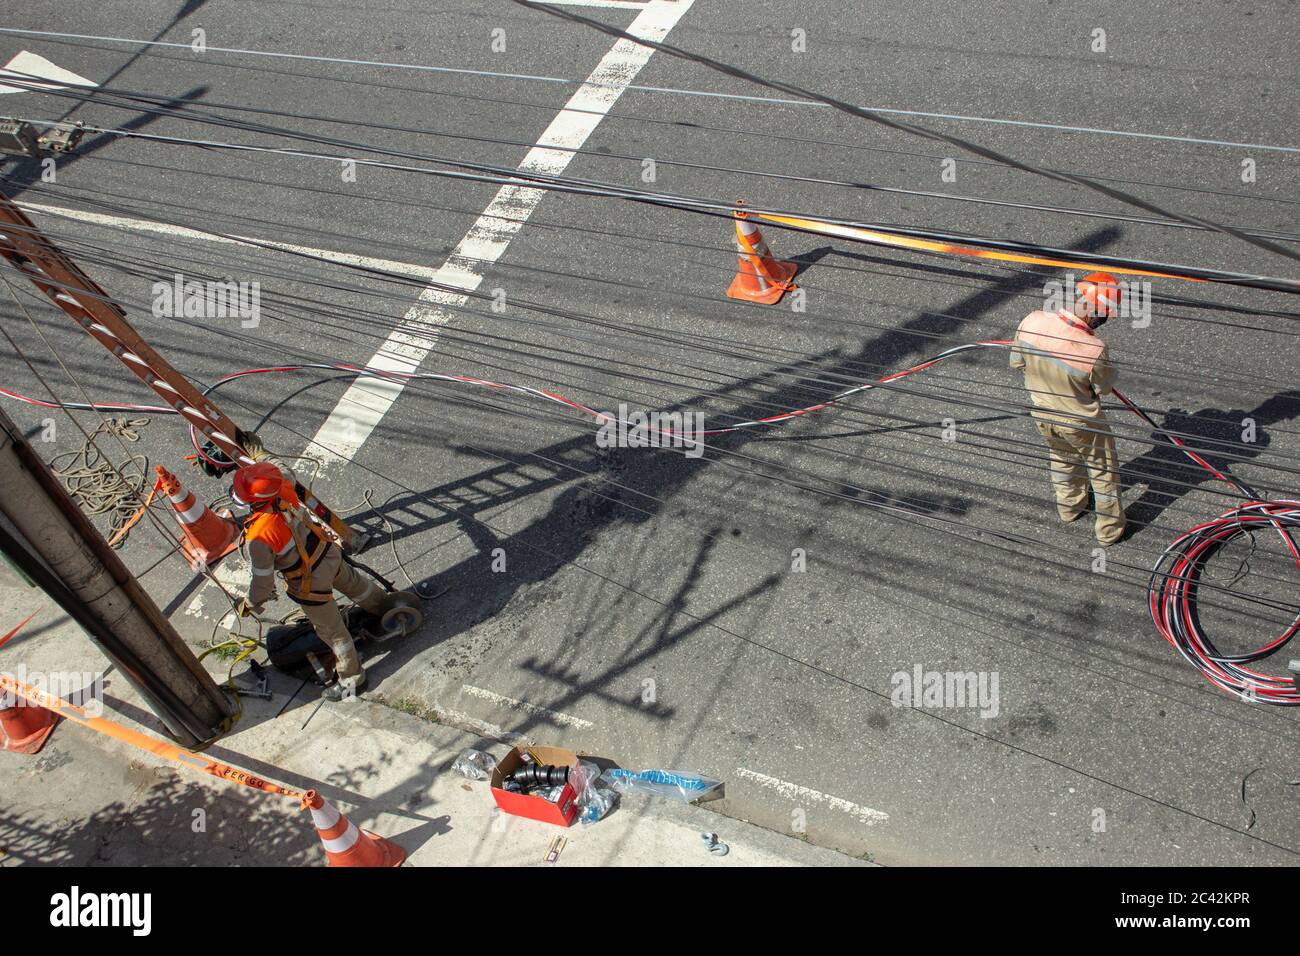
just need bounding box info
[183,552,250,623]
[2,28,1293,154]
[0,50,96,95]
[540,0,648,7]
[308,0,695,471]
[735,767,890,826]
[431,706,530,745]
[462,684,594,729]
[17,200,441,280]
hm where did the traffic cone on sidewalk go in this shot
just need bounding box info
[0,698,58,754]
[726,199,798,305]
[302,790,406,867]
[0,612,58,754]
[156,465,240,571]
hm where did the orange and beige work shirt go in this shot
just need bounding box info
[1009,309,1116,424]
[243,483,334,607]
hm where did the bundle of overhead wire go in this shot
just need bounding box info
[5,341,1297,704]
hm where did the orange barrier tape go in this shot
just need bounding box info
[106,483,157,548]
[754,212,1202,283]
[0,671,304,802]
[0,612,39,650]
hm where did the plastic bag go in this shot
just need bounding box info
[578,787,616,824]
[451,748,497,781]
[600,768,723,802]
[569,760,617,824]
[568,760,600,797]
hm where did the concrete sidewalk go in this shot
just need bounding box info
[0,582,866,867]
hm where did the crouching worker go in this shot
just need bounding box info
[231,461,386,700]
[1011,272,1126,547]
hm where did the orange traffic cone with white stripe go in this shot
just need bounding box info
[726,199,798,305]
[0,613,57,755]
[302,790,406,867]
[155,465,240,571]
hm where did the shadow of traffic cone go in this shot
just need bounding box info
[302,790,406,867]
[156,465,240,572]
[0,694,58,754]
[726,199,798,305]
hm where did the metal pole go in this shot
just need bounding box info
[0,406,234,747]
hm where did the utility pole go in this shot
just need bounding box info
[0,405,235,747]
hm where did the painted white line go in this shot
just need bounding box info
[307,0,695,471]
[17,200,441,281]
[0,50,96,95]
[432,707,530,746]
[461,684,594,729]
[735,767,889,826]
[542,0,647,7]
[183,551,250,623]
[2,28,1293,154]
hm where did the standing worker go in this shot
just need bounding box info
[231,460,389,700]
[1011,272,1127,546]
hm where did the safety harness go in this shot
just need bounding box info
[244,501,332,605]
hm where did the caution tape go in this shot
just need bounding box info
[106,482,157,548]
[752,211,1300,293]
[0,670,305,803]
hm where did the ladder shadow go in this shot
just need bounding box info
[357,227,1124,715]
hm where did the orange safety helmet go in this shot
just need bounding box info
[231,462,285,510]
[1076,271,1123,319]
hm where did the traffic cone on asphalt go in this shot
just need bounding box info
[156,465,240,571]
[726,199,798,305]
[0,696,58,754]
[302,790,406,867]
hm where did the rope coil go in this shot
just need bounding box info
[48,416,155,547]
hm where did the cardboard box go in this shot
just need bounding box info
[490,745,580,827]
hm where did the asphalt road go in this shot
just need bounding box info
[1,0,1298,864]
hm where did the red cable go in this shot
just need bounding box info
[5,342,1295,703]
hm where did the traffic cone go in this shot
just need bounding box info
[302,790,406,867]
[726,199,798,305]
[155,465,240,571]
[0,697,58,754]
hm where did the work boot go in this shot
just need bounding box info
[321,669,368,702]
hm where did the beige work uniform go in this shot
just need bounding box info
[244,495,385,686]
[1010,309,1125,545]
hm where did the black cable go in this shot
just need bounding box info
[13,74,1300,245]
[512,0,1300,269]
[16,194,1300,486]
[13,108,1300,295]
[7,29,1298,214]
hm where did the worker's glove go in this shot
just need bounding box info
[236,427,269,462]
[235,599,264,619]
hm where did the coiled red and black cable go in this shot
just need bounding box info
[1113,391,1300,704]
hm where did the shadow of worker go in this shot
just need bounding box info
[1122,390,1300,529]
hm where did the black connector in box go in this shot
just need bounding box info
[0,120,40,158]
